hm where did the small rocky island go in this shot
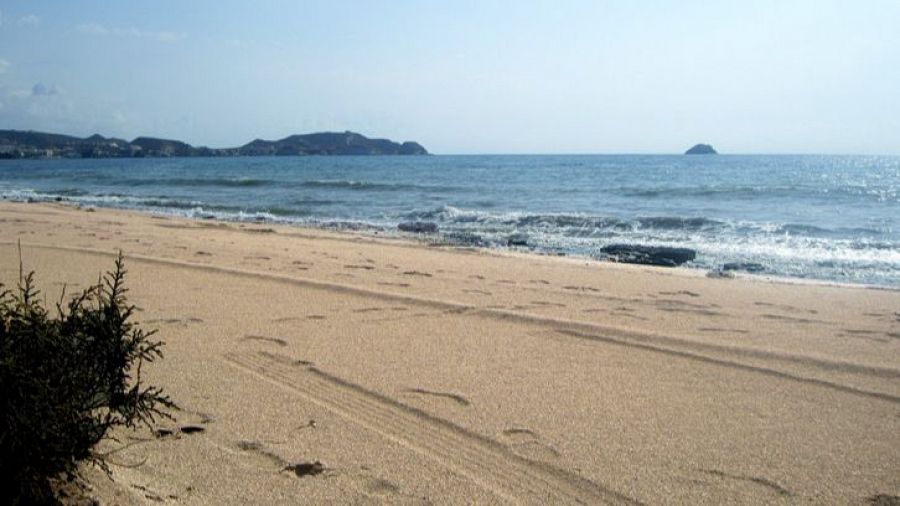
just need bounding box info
[685,144,717,155]
[0,129,428,159]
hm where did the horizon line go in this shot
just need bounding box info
[2,128,897,157]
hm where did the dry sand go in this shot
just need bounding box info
[1,201,898,505]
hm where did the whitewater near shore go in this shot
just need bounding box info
[1,201,898,505]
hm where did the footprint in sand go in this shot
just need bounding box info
[154,424,207,438]
[404,387,470,407]
[699,327,750,334]
[144,317,204,327]
[754,301,818,315]
[530,300,566,307]
[243,334,289,347]
[867,494,900,506]
[272,316,302,323]
[236,440,288,468]
[758,313,819,324]
[563,285,600,293]
[698,468,792,497]
[362,477,400,497]
[659,290,700,298]
[501,428,560,461]
[840,329,890,343]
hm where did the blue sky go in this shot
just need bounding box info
[0,1,898,154]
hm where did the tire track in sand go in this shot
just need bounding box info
[8,242,900,403]
[223,350,639,505]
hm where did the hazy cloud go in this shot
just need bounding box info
[1,81,128,136]
[76,22,185,42]
[32,83,60,96]
[0,58,9,74]
[75,22,107,35]
[18,14,40,27]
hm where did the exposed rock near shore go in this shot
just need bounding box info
[600,244,697,267]
[506,233,529,247]
[722,262,766,273]
[398,221,439,233]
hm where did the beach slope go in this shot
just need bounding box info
[1,202,898,505]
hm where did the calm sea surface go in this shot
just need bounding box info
[2,155,899,286]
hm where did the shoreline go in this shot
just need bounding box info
[3,151,898,289]
[13,197,900,293]
[2,201,898,504]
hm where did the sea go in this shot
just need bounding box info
[2,155,898,287]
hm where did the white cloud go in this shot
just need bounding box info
[154,31,183,42]
[76,22,185,42]
[0,82,128,135]
[18,14,40,27]
[76,22,108,35]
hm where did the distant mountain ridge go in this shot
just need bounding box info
[0,130,428,159]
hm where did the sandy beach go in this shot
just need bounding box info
[1,201,898,505]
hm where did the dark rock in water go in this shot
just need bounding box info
[398,221,438,233]
[443,231,484,247]
[722,262,765,273]
[685,144,717,155]
[506,233,529,246]
[600,244,696,267]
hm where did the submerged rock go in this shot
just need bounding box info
[506,233,529,246]
[600,244,696,267]
[398,221,438,233]
[722,262,766,273]
[685,144,717,155]
[442,231,484,247]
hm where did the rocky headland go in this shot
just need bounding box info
[0,130,428,159]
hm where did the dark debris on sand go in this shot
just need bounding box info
[282,461,326,477]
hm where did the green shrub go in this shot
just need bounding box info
[0,254,175,504]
